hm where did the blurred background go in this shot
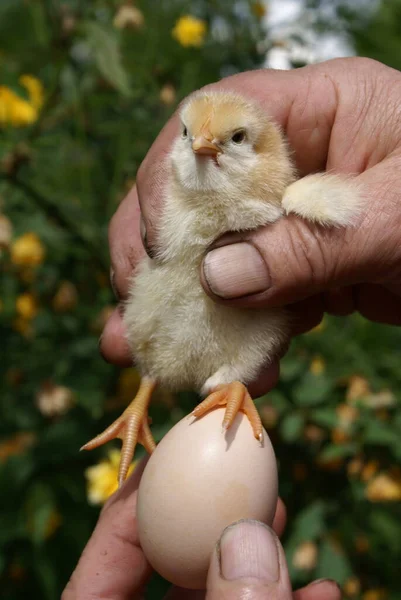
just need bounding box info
[0,0,401,598]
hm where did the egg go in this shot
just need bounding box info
[136,408,278,589]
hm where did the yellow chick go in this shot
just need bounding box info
[82,91,361,484]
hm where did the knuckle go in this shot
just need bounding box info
[136,159,147,196]
[284,220,329,290]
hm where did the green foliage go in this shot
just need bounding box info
[0,1,400,599]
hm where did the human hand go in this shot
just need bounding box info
[100,56,401,391]
[62,460,340,599]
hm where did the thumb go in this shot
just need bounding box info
[201,213,356,309]
[201,163,401,309]
[205,520,292,599]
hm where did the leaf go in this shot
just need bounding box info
[363,421,399,448]
[280,356,306,381]
[280,412,305,443]
[319,443,358,461]
[293,373,334,407]
[316,539,352,584]
[84,21,132,96]
[369,510,401,554]
[25,482,56,546]
[292,501,327,541]
[262,390,290,413]
[309,407,338,429]
[34,549,59,600]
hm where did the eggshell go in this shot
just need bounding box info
[136,408,278,589]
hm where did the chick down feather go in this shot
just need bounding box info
[123,90,362,394]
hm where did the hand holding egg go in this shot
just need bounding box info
[64,435,341,600]
[137,408,278,589]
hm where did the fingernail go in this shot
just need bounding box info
[309,579,340,589]
[110,267,120,301]
[219,520,279,582]
[204,243,270,299]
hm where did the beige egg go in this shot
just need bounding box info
[137,408,278,589]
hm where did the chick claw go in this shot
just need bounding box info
[192,381,263,443]
[81,377,156,486]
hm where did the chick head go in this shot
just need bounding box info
[171,90,288,193]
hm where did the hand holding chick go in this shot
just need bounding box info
[84,84,362,484]
[64,461,342,600]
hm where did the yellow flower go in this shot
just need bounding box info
[354,534,370,554]
[292,541,318,571]
[113,5,144,29]
[336,403,359,427]
[362,590,388,600]
[13,316,33,337]
[365,472,401,502]
[346,375,370,403]
[19,75,44,110]
[0,432,36,463]
[27,508,62,541]
[16,293,38,320]
[85,449,137,505]
[331,427,351,444]
[304,424,325,443]
[160,83,176,106]
[0,75,44,127]
[11,232,45,267]
[172,16,207,47]
[309,356,325,375]
[252,2,267,18]
[0,214,13,248]
[361,460,380,482]
[347,457,363,478]
[44,510,62,539]
[343,576,361,597]
[52,281,78,312]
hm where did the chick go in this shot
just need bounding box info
[82,91,361,484]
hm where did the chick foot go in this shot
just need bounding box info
[192,381,263,443]
[81,377,156,486]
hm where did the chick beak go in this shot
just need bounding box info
[192,136,220,156]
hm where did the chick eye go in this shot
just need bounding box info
[231,130,246,144]
[182,126,188,138]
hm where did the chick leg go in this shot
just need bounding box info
[192,381,263,443]
[81,377,156,486]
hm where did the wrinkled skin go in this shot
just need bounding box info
[101,57,401,396]
[68,57,401,599]
[63,458,342,600]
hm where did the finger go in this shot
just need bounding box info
[100,307,133,366]
[109,185,145,301]
[62,459,151,600]
[272,498,287,539]
[248,360,280,398]
[206,520,292,599]
[323,286,355,317]
[136,117,181,251]
[356,283,401,326]
[288,296,325,336]
[293,580,342,600]
[164,587,206,600]
[164,500,287,600]
[201,154,401,312]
